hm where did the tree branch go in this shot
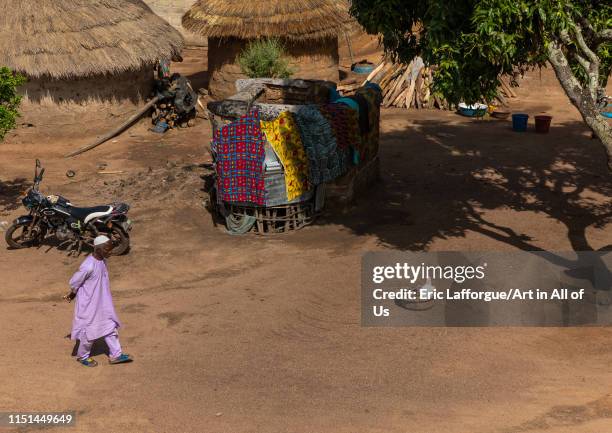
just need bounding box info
[547,41,612,171]
[547,41,584,97]
[564,18,600,100]
[559,29,573,46]
[573,52,591,74]
[598,29,612,42]
[577,17,597,41]
[572,23,599,66]
[579,18,612,46]
[559,29,597,96]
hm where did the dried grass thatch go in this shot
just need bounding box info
[0,0,184,79]
[182,0,354,41]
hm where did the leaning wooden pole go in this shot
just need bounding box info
[342,30,355,66]
[64,96,160,158]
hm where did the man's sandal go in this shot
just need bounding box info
[77,357,98,367]
[109,354,133,364]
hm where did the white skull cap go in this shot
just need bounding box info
[93,235,111,246]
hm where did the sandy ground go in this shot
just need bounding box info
[1,54,612,433]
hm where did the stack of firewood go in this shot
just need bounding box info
[152,102,178,128]
[152,101,197,129]
[337,57,519,110]
[495,77,518,106]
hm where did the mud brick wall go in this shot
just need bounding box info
[20,66,155,105]
[142,0,206,46]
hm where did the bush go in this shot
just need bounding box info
[0,67,25,140]
[237,38,294,79]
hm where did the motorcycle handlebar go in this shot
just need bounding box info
[32,168,45,190]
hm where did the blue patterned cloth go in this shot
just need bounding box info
[293,106,349,185]
[213,109,266,205]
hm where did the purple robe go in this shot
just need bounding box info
[69,255,121,341]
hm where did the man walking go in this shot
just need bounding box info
[65,235,132,367]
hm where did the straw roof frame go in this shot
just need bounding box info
[0,0,184,79]
[182,0,354,41]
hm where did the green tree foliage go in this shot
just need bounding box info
[351,0,612,168]
[237,38,294,79]
[0,67,25,140]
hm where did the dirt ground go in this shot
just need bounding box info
[1,49,612,433]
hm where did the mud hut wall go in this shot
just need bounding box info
[208,37,339,99]
[19,66,155,106]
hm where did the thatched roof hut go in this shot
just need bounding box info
[0,0,184,104]
[183,0,354,99]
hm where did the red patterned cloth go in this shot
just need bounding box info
[319,104,362,152]
[213,109,266,205]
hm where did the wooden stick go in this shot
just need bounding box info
[385,64,412,107]
[379,65,402,89]
[422,69,431,106]
[392,87,408,106]
[434,95,444,110]
[378,70,394,89]
[500,77,517,97]
[383,75,403,106]
[343,31,355,66]
[405,80,416,108]
[425,68,434,107]
[337,84,360,93]
[404,78,416,109]
[495,93,509,107]
[497,77,512,98]
[415,68,424,109]
[384,66,409,105]
[340,77,360,86]
[362,61,386,85]
[65,96,159,158]
[383,74,402,105]
[381,72,399,98]
[372,62,392,84]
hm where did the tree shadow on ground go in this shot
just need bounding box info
[0,178,30,212]
[322,117,612,253]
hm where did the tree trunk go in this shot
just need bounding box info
[547,43,612,171]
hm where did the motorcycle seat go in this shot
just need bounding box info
[68,205,113,224]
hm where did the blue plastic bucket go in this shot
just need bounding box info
[512,114,529,132]
[352,63,375,75]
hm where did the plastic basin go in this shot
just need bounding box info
[458,103,488,117]
[352,63,375,75]
[534,115,552,133]
[512,114,529,132]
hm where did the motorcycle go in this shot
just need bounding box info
[5,160,132,255]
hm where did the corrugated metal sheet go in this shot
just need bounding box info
[265,172,314,207]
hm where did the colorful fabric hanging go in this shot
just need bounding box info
[294,106,348,185]
[348,93,371,135]
[213,109,266,205]
[260,112,310,201]
[319,103,362,152]
[354,86,383,162]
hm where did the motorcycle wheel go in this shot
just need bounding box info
[108,223,130,256]
[5,222,43,249]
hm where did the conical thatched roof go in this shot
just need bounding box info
[0,0,184,79]
[182,0,354,41]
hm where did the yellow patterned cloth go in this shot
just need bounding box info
[260,112,310,201]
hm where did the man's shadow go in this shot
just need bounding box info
[66,334,110,357]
